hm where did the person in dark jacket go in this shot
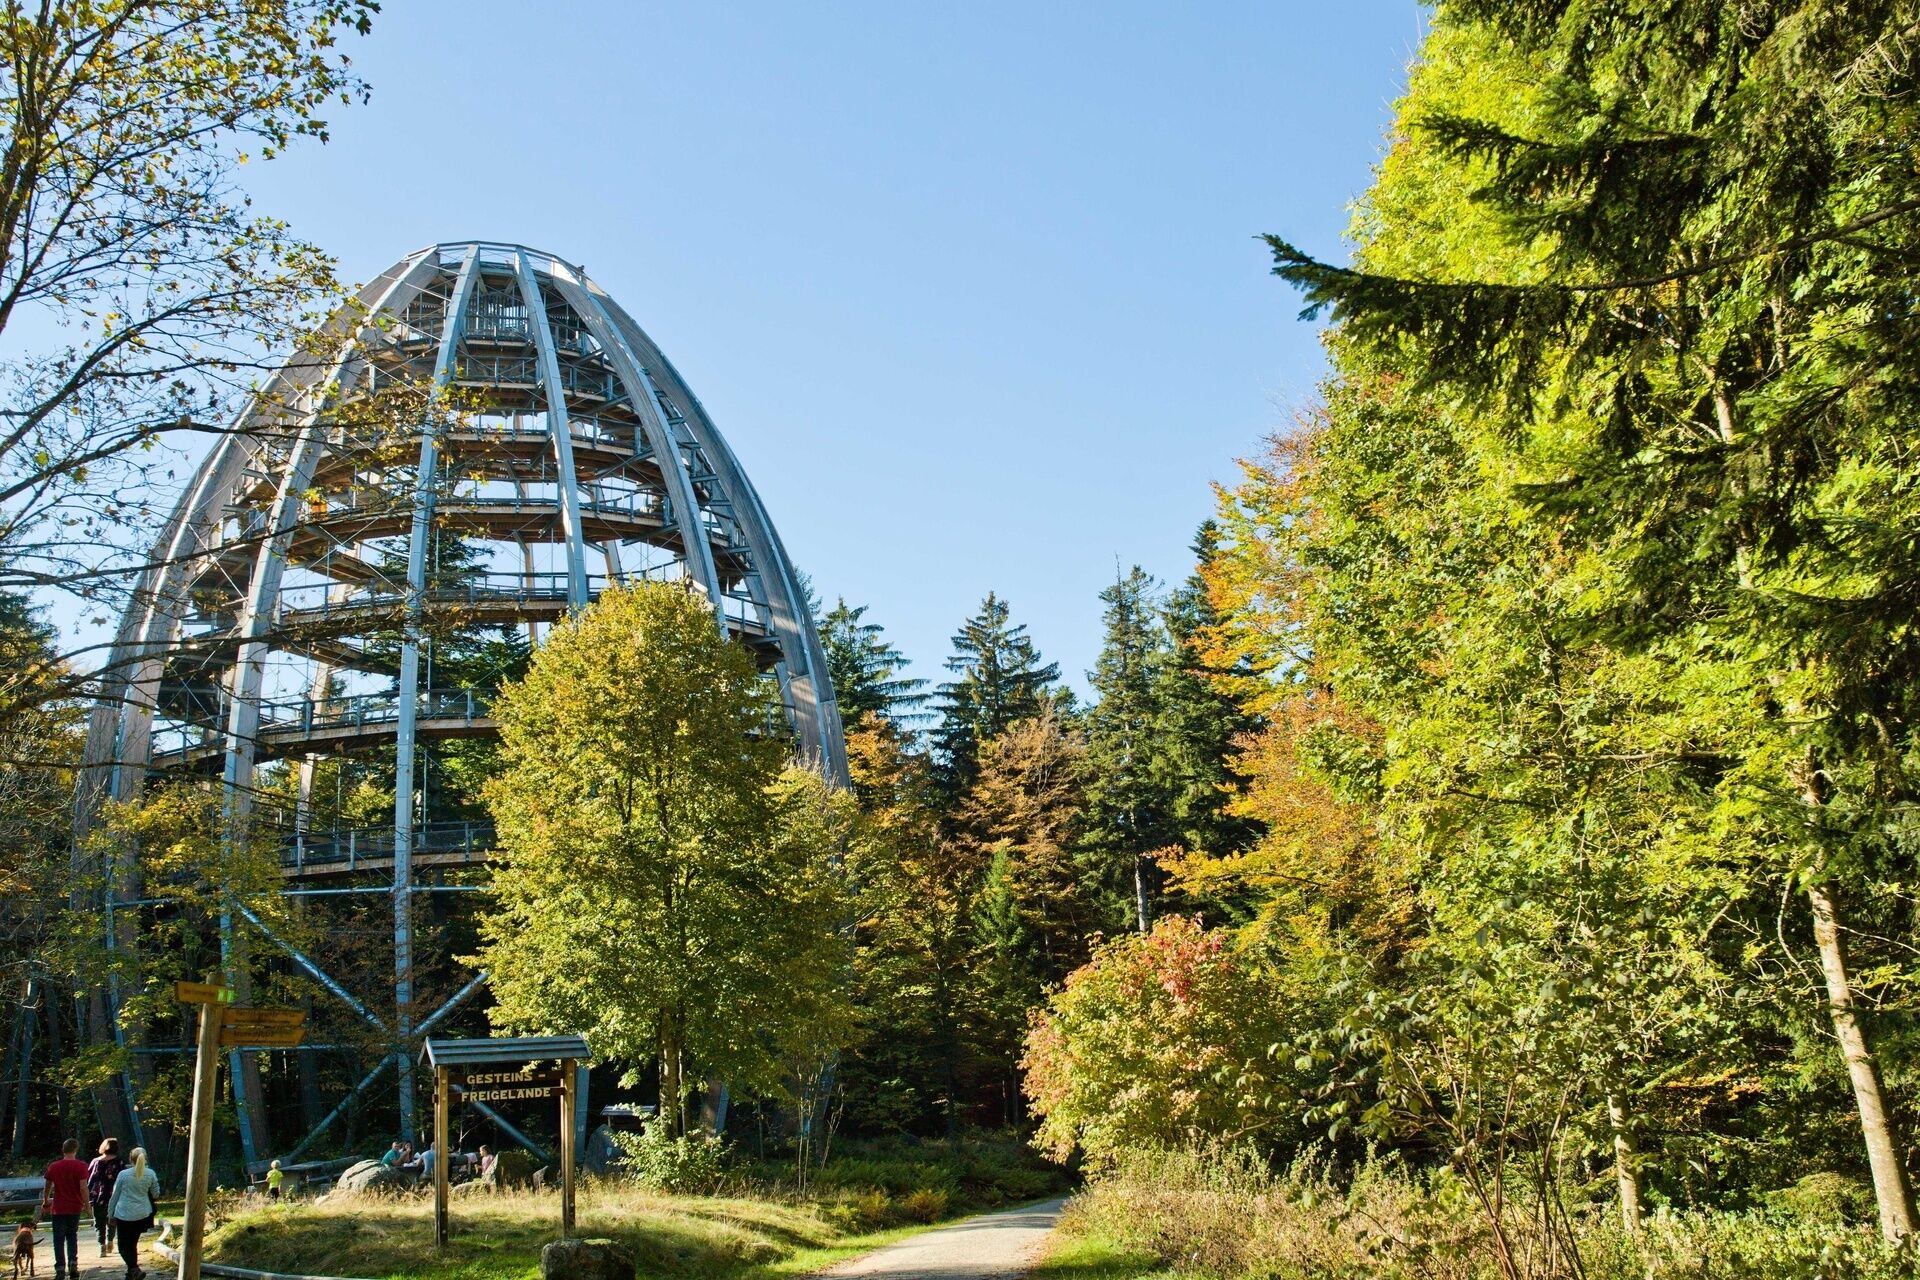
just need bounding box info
[86,1139,125,1259]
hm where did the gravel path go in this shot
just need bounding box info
[820,1199,1069,1280]
[22,1221,146,1278]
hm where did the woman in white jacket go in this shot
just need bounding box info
[104,1147,161,1280]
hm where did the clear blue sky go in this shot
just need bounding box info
[242,1,1425,693]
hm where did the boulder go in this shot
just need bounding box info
[541,1237,635,1280]
[583,1123,622,1175]
[336,1158,412,1196]
[493,1148,537,1190]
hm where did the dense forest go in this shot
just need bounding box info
[828,2,1920,1274]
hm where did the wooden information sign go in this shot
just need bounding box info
[455,1065,563,1102]
[423,1035,590,1248]
[220,1007,307,1049]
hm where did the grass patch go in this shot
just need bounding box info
[206,1184,942,1280]
[779,1135,1071,1213]
[1030,1216,1174,1280]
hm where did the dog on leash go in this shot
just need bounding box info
[10,1219,35,1280]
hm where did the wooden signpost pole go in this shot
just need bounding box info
[558,1059,577,1238]
[434,1065,451,1247]
[177,981,233,1280]
[174,981,304,1280]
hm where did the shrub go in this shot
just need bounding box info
[900,1187,949,1222]
[1023,916,1299,1167]
[821,1187,892,1230]
[1762,1171,1875,1225]
[612,1122,730,1194]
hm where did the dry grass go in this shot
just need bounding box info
[206,1182,934,1280]
[1057,1148,1915,1280]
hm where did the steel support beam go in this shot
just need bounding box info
[551,272,724,612]
[282,1056,394,1166]
[412,970,488,1039]
[234,902,387,1030]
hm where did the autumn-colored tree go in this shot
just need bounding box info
[841,713,983,1136]
[958,709,1100,990]
[1023,915,1297,1167]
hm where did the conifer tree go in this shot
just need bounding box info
[1153,523,1259,862]
[1082,567,1176,932]
[818,598,929,725]
[932,593,1059,789]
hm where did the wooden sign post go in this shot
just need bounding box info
[176,980,232,1280]
[559,1062,576,1236]
[174,981,304,1280]
[433,1062,451,1247]
[421,1036,589,1248]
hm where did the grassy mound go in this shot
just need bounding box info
[206,1185,935,1280]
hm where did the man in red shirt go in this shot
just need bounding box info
[41,1138,88,1280]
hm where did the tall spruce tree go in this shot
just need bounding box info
[933,593,1059,789]
[818,598,930,725]
[1081,567,1177,932]
[1154,523,1259,861]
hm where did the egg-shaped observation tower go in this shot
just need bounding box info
[73,242,846,1166]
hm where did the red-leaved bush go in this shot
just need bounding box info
[1021,915,1298,1165]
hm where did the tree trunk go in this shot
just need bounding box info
[698,1074,729,1135]
[1606,1093,1642,1231]
[1808,879,1916,1241]
[43,981,66,1136]
[12,975,36,1157]
[1133,853,1150,934]
[660,1016,684,1138]
[1793,746,1917,1243]
[0,984,25,1153]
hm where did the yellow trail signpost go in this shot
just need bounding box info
[175,980,305,1280]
